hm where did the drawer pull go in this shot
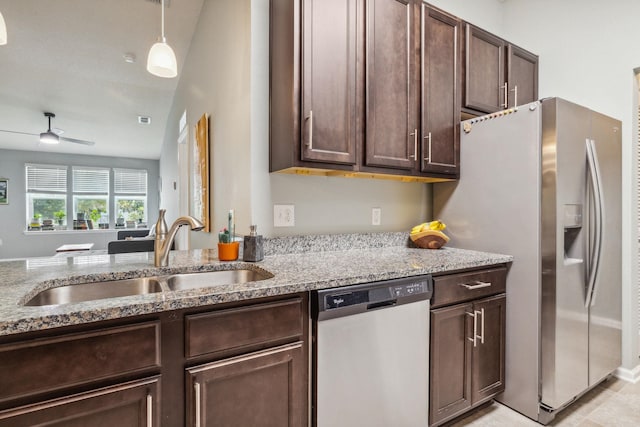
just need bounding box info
[460,281,492,290]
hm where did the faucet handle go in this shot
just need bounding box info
[156,209,169,236]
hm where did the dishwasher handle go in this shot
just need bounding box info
[367,299,397,311]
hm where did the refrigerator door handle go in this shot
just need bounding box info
[585,138,604,308]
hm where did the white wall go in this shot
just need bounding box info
[161,0,253,249]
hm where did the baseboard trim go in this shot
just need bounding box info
[614,365,640,383]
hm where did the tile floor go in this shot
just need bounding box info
[448,378,640,426]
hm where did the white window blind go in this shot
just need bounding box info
[72,167,109,194]
[26,164,67,193]
[114,169,147,194]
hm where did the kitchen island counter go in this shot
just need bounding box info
[0,234,512,336]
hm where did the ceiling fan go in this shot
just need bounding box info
[0,112,95,146]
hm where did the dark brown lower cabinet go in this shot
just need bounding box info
[429,267,507,426]
[0,293,309,427]
[0,377,160,427]
[186,342,306,427]
[430,295,506,425]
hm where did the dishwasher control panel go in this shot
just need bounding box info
[315,276,432,320]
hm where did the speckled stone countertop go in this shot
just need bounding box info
[0,232,512,337]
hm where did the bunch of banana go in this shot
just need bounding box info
[411,220,446,234]
[410,220,449,249]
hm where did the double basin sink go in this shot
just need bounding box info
[25,269,273,307]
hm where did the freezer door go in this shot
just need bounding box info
[587,111,622,386]
[540,98,590,410]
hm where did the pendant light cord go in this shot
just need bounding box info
[161,0,166,41]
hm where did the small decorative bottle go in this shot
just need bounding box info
[243,225,264,262]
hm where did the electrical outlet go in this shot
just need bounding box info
[371,208,381,226]
[274,204,295,227]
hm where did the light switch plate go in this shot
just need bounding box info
[372,208,381,226]
[274,204,295,227]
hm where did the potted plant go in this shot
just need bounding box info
[218,228,239,261]
[89,209,102,224]
[29,213,42,229]
[53,210,66,225]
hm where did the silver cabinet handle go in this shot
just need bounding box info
[147,394,153,426]
[194,382,202,427]
[501,83,508,109]
[467,311,477,347]
[306,110,314,150]
[479,308,485,344]
[459,281,492,290]
[510,85,518,107]
[409,129,417,160]
[423,132,432,163]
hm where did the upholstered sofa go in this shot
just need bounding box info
[107,229,154,254]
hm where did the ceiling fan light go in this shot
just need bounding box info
[39,131,59,144]
[0,11,7,46]
[147,40,177,78]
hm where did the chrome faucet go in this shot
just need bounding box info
[154,209,205,267]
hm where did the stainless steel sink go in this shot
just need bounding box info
[24,277,163,307]
[24,268,273,306]
[165,269,272,291]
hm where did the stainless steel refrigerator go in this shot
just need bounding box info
[433,97,621,424]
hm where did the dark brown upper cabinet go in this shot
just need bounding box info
[463,24,538,114]
[364,0,419,171]
[301,0,359,166]
[270,0,361,174]
[270,0,453,182]
[506,44,539,108]
[420,3,461,177]
[270,1,536,181]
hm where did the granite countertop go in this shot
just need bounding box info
[0,232,512,337]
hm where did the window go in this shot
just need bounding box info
[25,164,68,226]
[24,164,149,230]
[73,167,109,225]
[114,168,148,224]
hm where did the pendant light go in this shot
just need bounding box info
[0,10,7,46]
[147,0,177,78]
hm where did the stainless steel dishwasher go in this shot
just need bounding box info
[313,275,432,427]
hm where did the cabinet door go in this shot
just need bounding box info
[301,0,359,165]
[186,342,306,427]
[430,303,473,425]
[421,4,460,176]
[506,44,538,108]
[365,0,419,170]
[471,294,506,404]
[464,24,505,113]
[0,377,159,427]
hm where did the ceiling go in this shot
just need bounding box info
[0,0,205,159]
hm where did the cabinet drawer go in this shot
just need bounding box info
[0,377,160,427]
[185,297,304,359]
[0,321,160,403]
[431,267,506,308]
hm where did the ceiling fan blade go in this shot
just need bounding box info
[51,127,65,136]
[60,136,95,146]
[0,129,39,137]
